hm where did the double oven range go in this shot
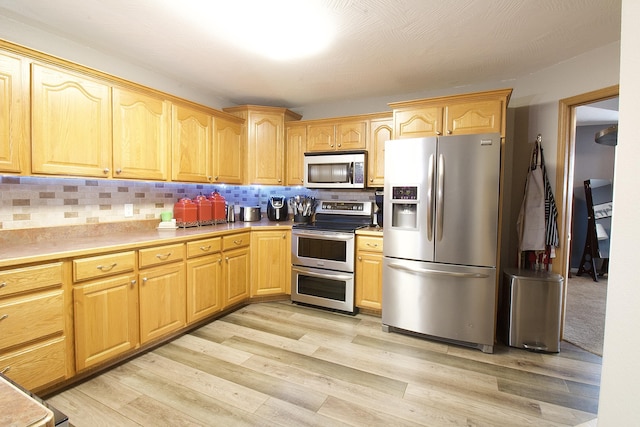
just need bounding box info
[291,200,373,314]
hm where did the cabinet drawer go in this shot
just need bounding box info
[222,232,251,251]
[139,243,185,268]
[0,337,67,391]
[0,290,64,350]
[73,251,136,282]
[0,262,63,298]
[187,237,222,259]
[357,236,383,252]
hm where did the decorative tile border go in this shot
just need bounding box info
[0,176,376,230]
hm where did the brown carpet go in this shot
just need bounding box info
[563,274,607,356]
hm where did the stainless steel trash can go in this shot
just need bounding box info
[499,268,564,353]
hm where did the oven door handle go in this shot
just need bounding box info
[292,231,354,241]
[292,266,353,281]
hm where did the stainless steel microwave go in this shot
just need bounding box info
[303,151,366,189]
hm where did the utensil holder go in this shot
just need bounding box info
[294,214,311,224]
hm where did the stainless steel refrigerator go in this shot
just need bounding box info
[382,134,501,353]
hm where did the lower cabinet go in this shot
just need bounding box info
[0,262,69,391]
[355,234,384,311]
[186,237,223,324]
[73,274,139,370]
[138,262,186,344]
[251,229,291,297]
[222,232,251,308]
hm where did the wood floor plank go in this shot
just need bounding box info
[154,341,329,411]
[221,334,408,398]
[497,377,599,414]
[318,395,428,427]
[253,396,352,427]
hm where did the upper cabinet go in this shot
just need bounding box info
[31,63,112,177]
[113,87,171,180]
[306,119,367,152]
[223,105,301,185]
[0,50,28,174]
[171,102,213,183]
[213,115,244,184]
[368,116,393,187]
[390,88,512,138]
[285,123,306,186]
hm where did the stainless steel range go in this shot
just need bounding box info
[291,200,373,314]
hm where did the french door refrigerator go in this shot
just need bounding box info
[382,134,501,353]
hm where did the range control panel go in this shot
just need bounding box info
[317,201,373,216]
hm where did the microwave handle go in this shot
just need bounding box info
[348,162,354,184]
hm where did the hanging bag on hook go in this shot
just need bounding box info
[517,139,546,254]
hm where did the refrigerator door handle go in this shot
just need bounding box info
[426,153,434,241]
[436,153,445,241]
[387,262,489,279]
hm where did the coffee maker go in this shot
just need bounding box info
[267,195,288,221]
[374,190,384,227]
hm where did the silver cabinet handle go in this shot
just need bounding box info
[0,282,6,288]
[0,314,8,321]
[233,239,243,245]
[366,242,378,248]
[1,366,10,374]
[97,263,117,271]
[388,262,488,279]
[426,153,434,241]
[200,245,212,252]
[156,252,172,260]
[436,153,444,241]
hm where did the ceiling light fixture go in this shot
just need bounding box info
[167,0,336,61]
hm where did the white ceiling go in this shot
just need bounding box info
[0,0,621,110]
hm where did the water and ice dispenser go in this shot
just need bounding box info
[390,186,418,229]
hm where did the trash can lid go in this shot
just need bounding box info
[504,268,564,282]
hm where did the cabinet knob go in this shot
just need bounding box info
[225,257,230,262]
[436,131,442,136]
[103,168,110,174]
[369,178,373,182]
[447,130,452,135]
[131,280,137,286]
[142,277,148,283]
[337,143,341,147]
[215,176,219,181]
[218,258,222,264]
[0,282,6,288]
[282,234,286,239]
[115,168,122,174]
[278,178,282,183]
[358,256,362,261]
[208,176,213,181]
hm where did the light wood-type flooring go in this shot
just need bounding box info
[47,301,601,426]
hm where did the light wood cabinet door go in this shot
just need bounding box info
[186,254,222,324]
[171,103,213,183]
[138,262,186,344]
[213,116,244,184]
[286,124,306,186]
[0,50,28,173]
[336,120,367,151]
[222,246,250,308]
[113,87,170,180]
[73,274,139,370]
[355,235,384,311]
[368,117,392,187]
[251,230,291,297]
[444,99,503,135]
[306,124,335,152]
[248,112,285,185]
[394,106,443,138]
[31,63,112,177]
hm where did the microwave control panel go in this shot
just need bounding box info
[353,161,365,184]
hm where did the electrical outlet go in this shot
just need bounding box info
[124,204,134,218]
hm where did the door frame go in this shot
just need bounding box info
[554,85,618,332]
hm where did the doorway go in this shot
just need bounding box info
[556,85,618,355]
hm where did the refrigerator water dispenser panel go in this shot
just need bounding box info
[390,186,419,229]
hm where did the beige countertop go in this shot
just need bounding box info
[0,375,54,427]
[356,226,383,237]
[0,218,292,268]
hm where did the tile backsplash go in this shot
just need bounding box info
[0,176,376,230]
